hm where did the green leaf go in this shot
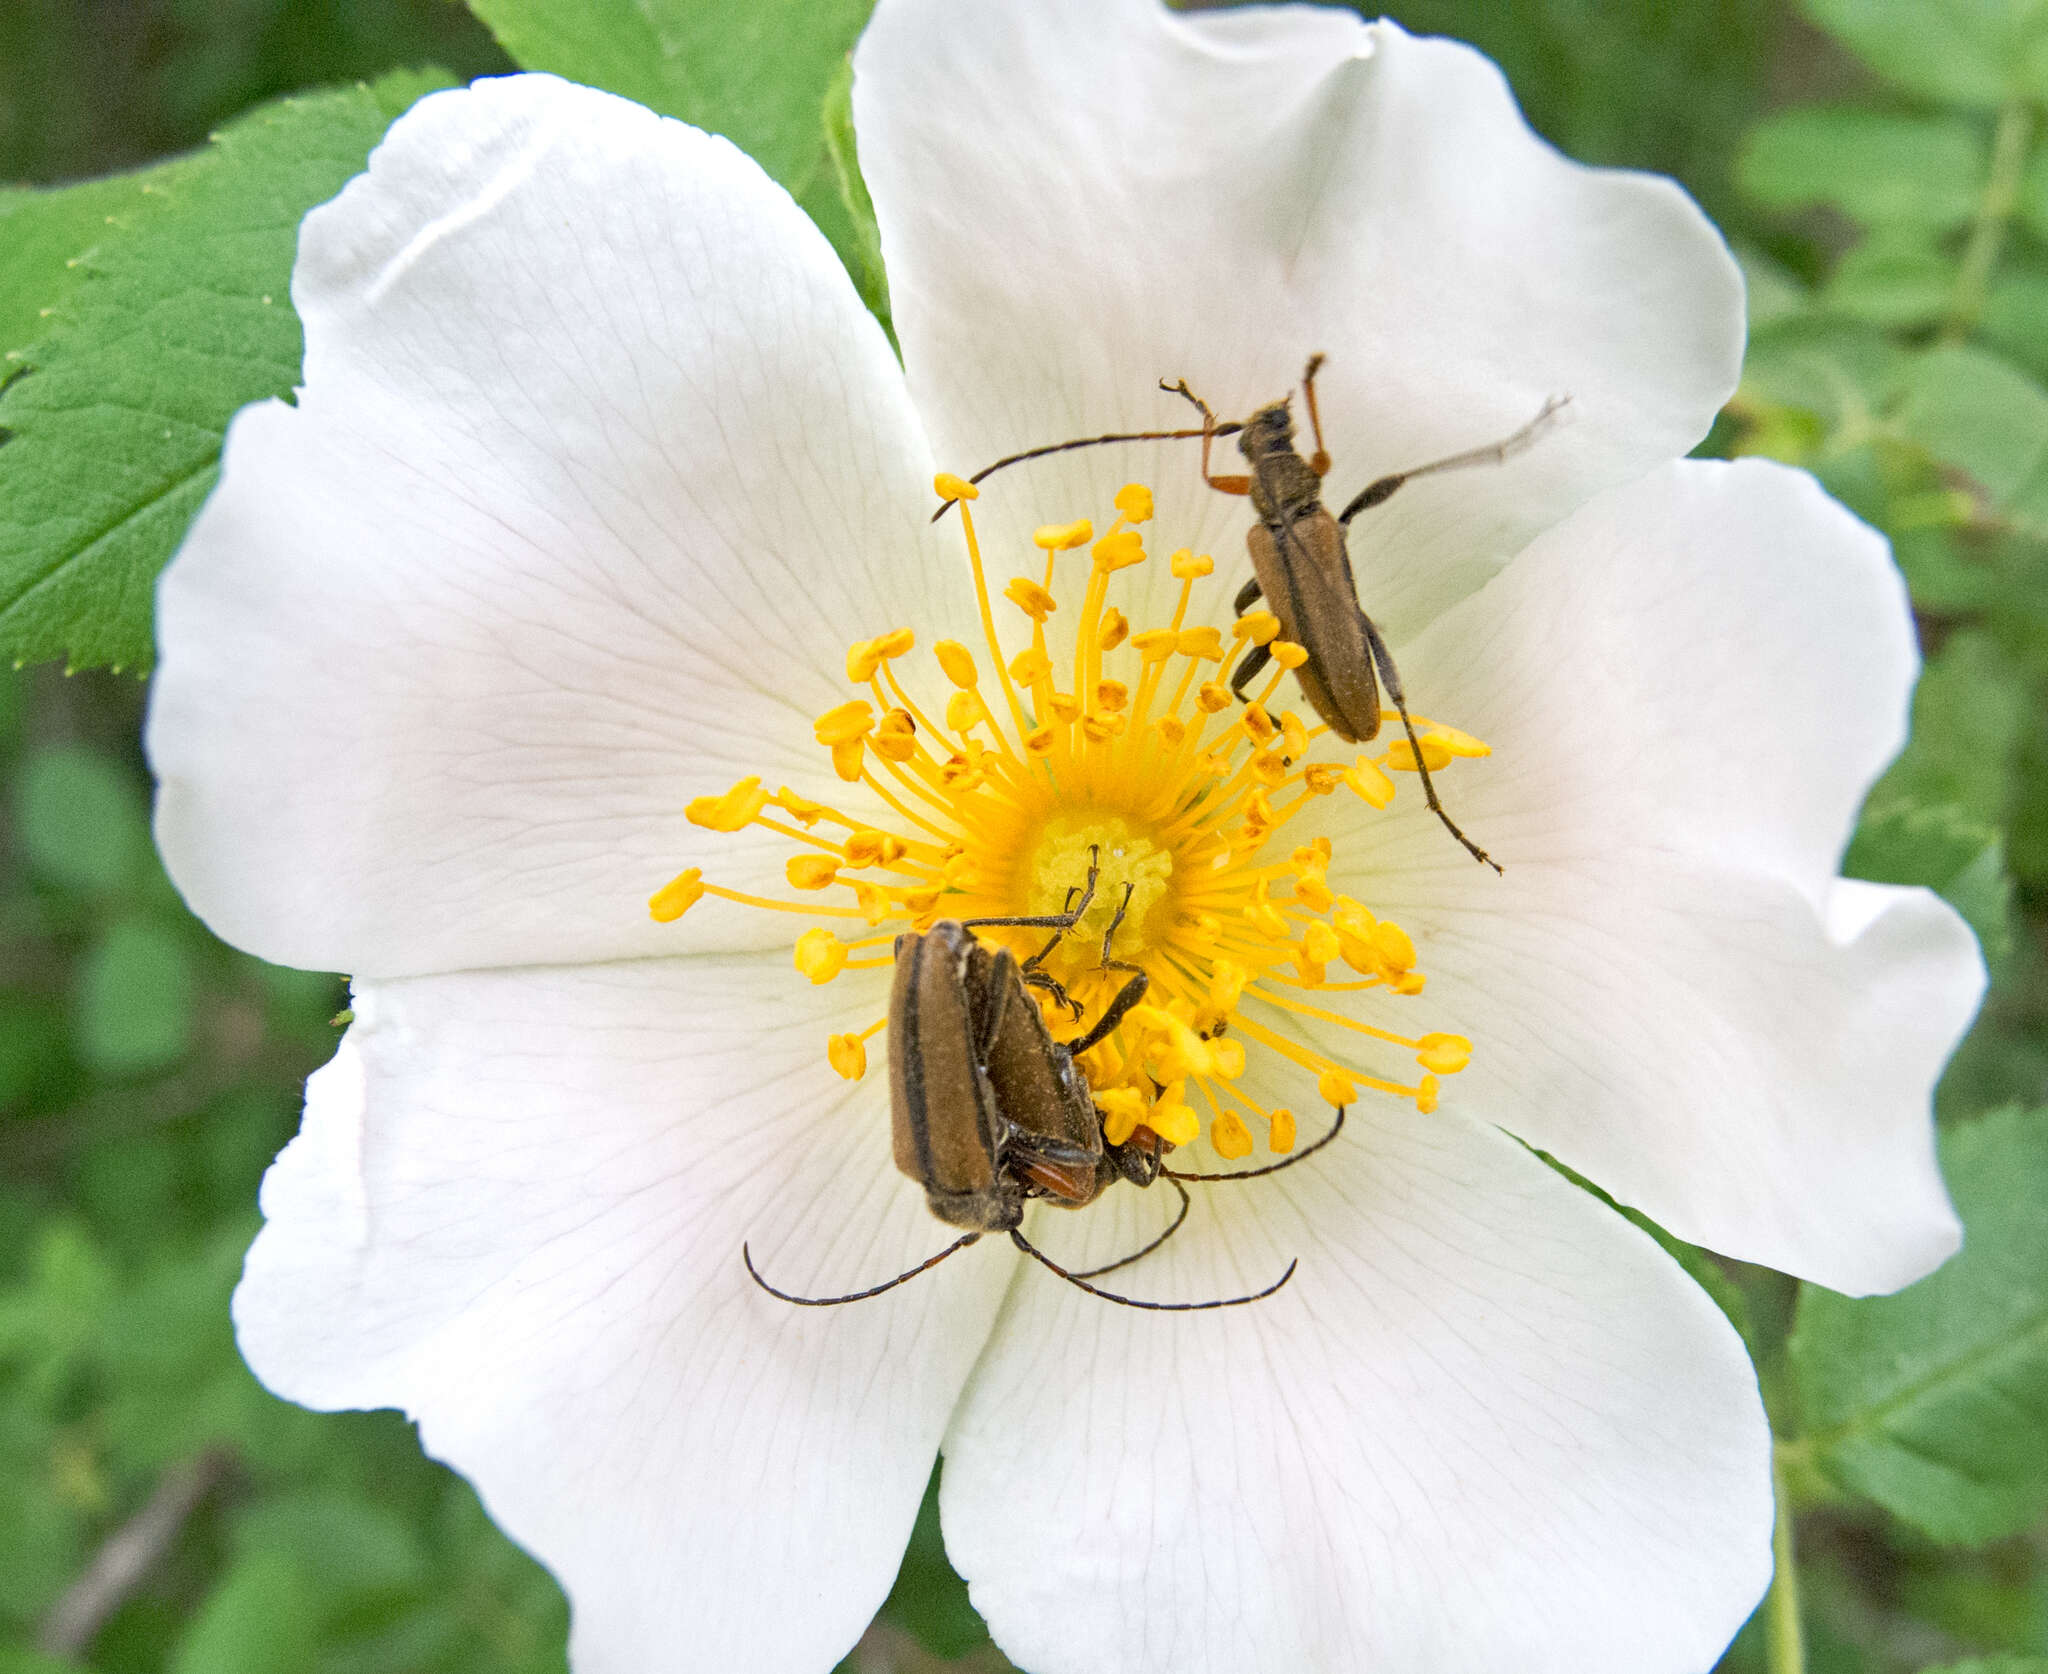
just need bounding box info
[0,75,447,673]
[1978,265,2048,379]
[1891,342,2048,537]
[462,0,874,188]
[169,1547,321,1674]
[818,53,892,331]
[1802,0,2048,109]
[1867,629,2026,830]
[1844,802,2013,962]
[1791,1105,2048,1544]
[0,166,198,359]
[74,916,196,1076]
[1740,107,1985,229]
[1825,231,1957,329]
[15,743,150,894]
[880,1463,989,1659]
[1919,1658,2048,1672]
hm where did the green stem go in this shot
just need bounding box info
[1766,1449,1805,1674]
[1942,99,2035,342]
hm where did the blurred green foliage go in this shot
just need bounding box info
[2,1,2047,1672]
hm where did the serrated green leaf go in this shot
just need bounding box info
[0,165,197,359]
[1891,343,2048,536]
[462,0,873,188]
[0,74,449,673]
[1740,107,1985,229]
[1802,0,2048,109]
[1844,801,2013,962]
[74,916,195,1075]
[1791,1105,2048,1544]
[15,743,149,894]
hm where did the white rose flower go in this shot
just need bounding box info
[145,2,1984,1672]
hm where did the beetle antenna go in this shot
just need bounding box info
[930,424,1243,521]
[1067,1176,1190,1280]
[742,1232,980,1306]
[1009,1228,1296,1310]
[1163,1105,1348,1182]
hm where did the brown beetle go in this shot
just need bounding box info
[745,870,1341,1311]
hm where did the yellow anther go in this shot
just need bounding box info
[1251,750,1289,787]
[1092,529,1145,571]
[1242,789,1278,831]
[933,472,979,502]
[1428,725,1492,758]
[843,829,905,868]
[786,854,841,890]
[873,707,918,762]
[1177,627,1224,661]
[1208,1037,1245,1078]
[1242,703,1277,745]
[1371,920,1416,974]
[1417,1033,1472,1074]
[1209,959,1249,1010]
[813,700,875,747]
[1096,1086,1149,1147]
[1033,518,1094,551]
[1082,712,1126,742]
[1009,646,1053,685]
[1156,715,1187,746]
[1114,483,1155,523]
[1237,611,1281,645]
[939,753,985,790]
[776,787,827,825]
[1317,1069,1357,1106]
[1095,679,1129,713]
[1196,682,1232,714]
[1211,1109,1253,1160]
[1150,1089,1199,1148]
[828,1033,868,1080]
[1299,921,1340,969]
[830,738,865,782]
[1280,712,1310,760]
[648,868,705,922]
[1249,897,1289,940]
[1024,724,1056,754]
[794,928,848,984]
[934,640,979,688]
[874,627,914,659]
[1098,608,1130,652]
[686,777,770,832]
[1303,764,1345,795]
[1294,836,1332,869]
[901,886,941,918]
[1170,549,1213,579]
[1048,692,1082,724]
[945,689,985,733]
[1268,1108,1297,1153]
[1392,970,1427,996]
[846,637,881,682]
[852,882,890,924]
[1272,640,1309,670]
[1346,757,1396,809]
[1005,577,1059,620]
[1131,629,1178,662]
[1416,1075,1440,1115]
[1388,735,1454,772]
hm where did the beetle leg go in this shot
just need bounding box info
[1010,1228,1297,1310]
[1338,394,1571,526]
[1067,1175,1190,1280]
[742,1231,980,1306]
[1161,377,1254,495]
[1163,1105,1349,1183]
[1229,640,1273,703]
[1063,967,1149,1056]
[1359,615,1501,873]
[1020,963,1084,1021]
[962,846,1102,937]
[1232,574,1264,615]
[1299,352,1331,477]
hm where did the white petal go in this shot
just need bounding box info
[236,954,1011,1674]
[1321,459,1980,1292]
[941,1097,1772,1674]
[150,73,964,980]
[855,0,1742,643]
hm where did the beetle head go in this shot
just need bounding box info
[1237,398,1295,463]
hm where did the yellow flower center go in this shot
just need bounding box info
[650,470,1490,1161]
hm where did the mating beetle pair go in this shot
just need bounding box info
[746,858,1340,1311]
